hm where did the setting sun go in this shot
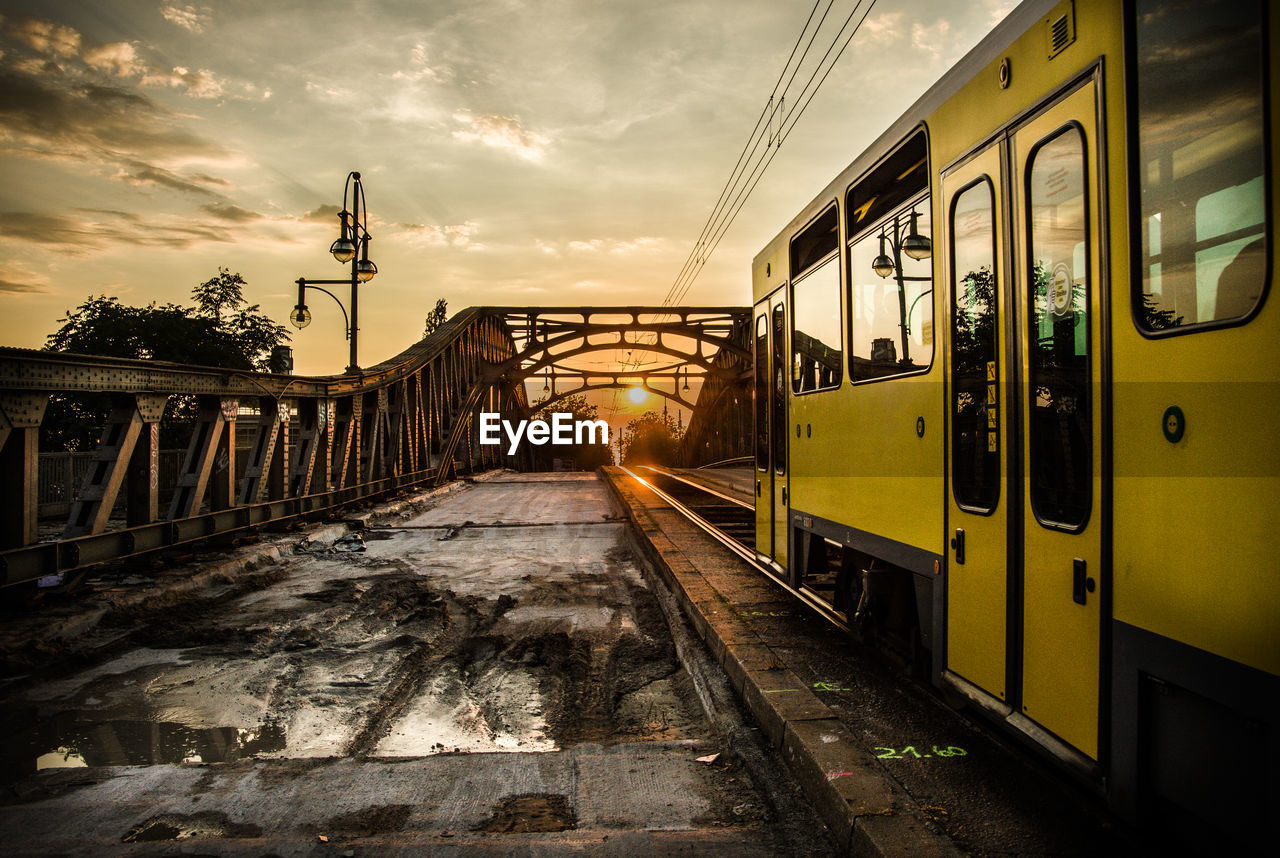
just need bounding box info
[626,385,649,405]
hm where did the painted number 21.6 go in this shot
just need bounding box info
[874,745,967,759]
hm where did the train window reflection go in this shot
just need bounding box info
[791,257,841,393]
[1132,0,1267,331]
[950,179,998,512]
[848,198,933,382]
[1027,126,1090,530]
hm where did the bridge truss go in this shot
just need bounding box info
[0,306,750,592]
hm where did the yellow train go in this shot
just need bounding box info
[751,0,1276,847]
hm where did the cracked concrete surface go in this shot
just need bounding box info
[0,472,836,855]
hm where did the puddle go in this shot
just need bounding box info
[473,793,576,833]
[0,711,285,781]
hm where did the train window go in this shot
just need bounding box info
[790,205,838,279]
[771,302,787,476]
[1027,125,1091,530]
[791,259,842,393]
[1131,0,1268,332]
[755,313,769,470]
[847,131,928,237]
[790,206,842,393]
[950,178,999,513]
[848,197,933,381]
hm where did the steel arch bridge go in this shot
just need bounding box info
[0,306,750,593]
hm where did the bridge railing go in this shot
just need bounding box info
[0,307,528,590]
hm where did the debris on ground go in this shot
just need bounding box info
[333,532,366,552]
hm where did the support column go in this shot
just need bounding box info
[0,392,48,548]
[210,401,238,512]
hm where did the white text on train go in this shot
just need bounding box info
[479,412,610,455]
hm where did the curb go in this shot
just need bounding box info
[601,467,961,858]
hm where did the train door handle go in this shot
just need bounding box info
[1072,558,1095,605]
[782,486,788,505]
[756,481,761,497]
[950,528,965,565]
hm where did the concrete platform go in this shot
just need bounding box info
[601,466,1122,858]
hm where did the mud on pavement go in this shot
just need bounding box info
[0,472,837,854]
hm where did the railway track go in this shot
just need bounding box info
[620,465,850,634]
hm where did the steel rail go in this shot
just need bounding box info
[619,465,850,634]
[636,465,754,510]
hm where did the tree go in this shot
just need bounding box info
[423,298,449,337]
[531,393,612,470]
[621,409,683,466]
[191,267,247,321]
[43,271,289,450]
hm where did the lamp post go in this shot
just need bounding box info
[870,208,932,364]
[289,171,378,373]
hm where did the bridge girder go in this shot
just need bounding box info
[0,306,750,591]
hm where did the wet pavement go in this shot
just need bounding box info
[0,472,835,855]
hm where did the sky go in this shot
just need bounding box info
[0,0,1014,413]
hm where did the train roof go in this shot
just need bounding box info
[752,0,1060,268]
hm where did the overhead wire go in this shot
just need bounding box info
[612,0,880,431]
[666,0,880,307]
[661,0,832,307]
[623,0,836,388]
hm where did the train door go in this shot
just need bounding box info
[1009,80,1104,761]
[770,293,789,570]
[943,143,1011,704]
[753,299,773,560]
[753,289,789,570]
[945,79,1105,761]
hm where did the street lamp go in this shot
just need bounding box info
[870,207,932,364]
[289,171,378,373]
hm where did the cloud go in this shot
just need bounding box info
[562,237,663,255]
[0,67,228,191]
[861,13,904,45]
[983,1,1019,26]
[452,111,549,162]
[0,210,235,251]
[117,161,224,196]
[189,172,231,188]
[392,43,447,83]
[396,221,480,248]
[200,202,262,222]
[141,65,224,98]
[911,20,952,58]
[83,41,146,77]
[160,4,212,33]
[2,17,81,57]
[0,277,48,294]
[301,204,342,223]
[3,16,247,101]
[305,81,355,102]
